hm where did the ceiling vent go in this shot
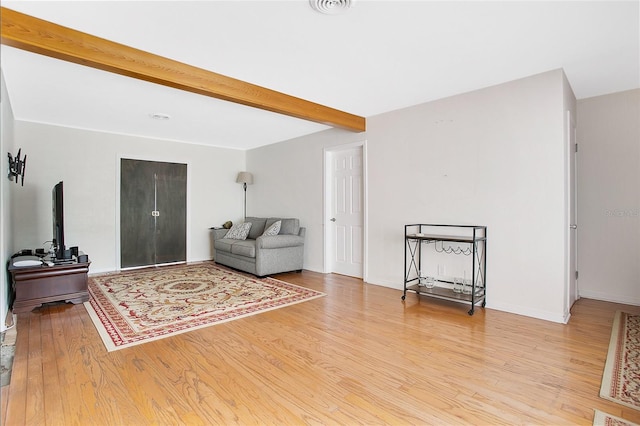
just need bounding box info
[309,0,355,15]
[149,113,171,121]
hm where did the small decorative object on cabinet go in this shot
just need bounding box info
[403,224,486,315]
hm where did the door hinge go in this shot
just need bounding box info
[575,270,579,280]
[575,143,578,153]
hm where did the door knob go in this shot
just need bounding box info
[570,224,577,229]
[330,218,336,222]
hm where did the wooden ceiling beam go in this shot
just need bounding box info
[0,7,366,132]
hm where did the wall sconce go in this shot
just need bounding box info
[7,148,26,186]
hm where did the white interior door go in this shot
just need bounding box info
[568,111,579,311]
[327,146,363,278]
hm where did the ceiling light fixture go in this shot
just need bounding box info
[149,113,171,120]
[309,0,354,15]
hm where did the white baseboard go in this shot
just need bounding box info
[88,267,117,276]
[361,276,402,290]
[579,290,640,307]
[486,300,568,323]
[365,275,568,323]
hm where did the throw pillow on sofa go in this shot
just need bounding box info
[262,220,281,236]
[224,222,252,240]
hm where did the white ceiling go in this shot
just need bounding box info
[2,1,639,150]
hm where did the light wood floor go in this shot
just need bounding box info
[2,267,639,425]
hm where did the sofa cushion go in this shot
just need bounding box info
[245,217,267,239]
[214,238,235,253]
[258,234,304,249]
[224,222,252,240]
[231,240,256,257]
[262,220,281,236]
[266,218,299,235]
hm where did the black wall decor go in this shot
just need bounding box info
[7,148,26,186]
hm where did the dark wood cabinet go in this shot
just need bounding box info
[9,258,91,313]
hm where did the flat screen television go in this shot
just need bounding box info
[52,181,72,261]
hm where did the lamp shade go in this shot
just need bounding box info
[236,172,253,184]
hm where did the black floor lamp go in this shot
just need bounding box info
[236,171,253,220]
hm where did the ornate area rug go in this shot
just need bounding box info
[600,311,640,410]
[85,263,325,352]
[593,409,639,426]
[1,341,15,387]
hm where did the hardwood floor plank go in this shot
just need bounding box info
[55,303,98,424]
[24,313,45,425]
[39,306,65,425]
[75,303,152,425]
[3,268,640,425]
[202,323,349,424]
[114,346,203,425]
[48,302,79,424]
[4,314,29,425]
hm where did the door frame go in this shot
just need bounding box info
[323,141,368,281]
[565,110,579,319]
[116,153,192,271]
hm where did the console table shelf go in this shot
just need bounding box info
[403,224,486,315]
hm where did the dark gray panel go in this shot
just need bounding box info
[120,159,187,268]
[120,159,155,268]
[155,162,187,264]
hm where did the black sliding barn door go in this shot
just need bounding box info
[120,159,187,268]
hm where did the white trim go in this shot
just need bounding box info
[355,275,571,323]
[484,300,569,324]
[120,260,186,272]
[115,154,192,271]
[323,140,368,281]
[0,74,8,333]
[565,109,579,317]
[564,109,570,317]
[362,142,369,282]
[579,290,640,307]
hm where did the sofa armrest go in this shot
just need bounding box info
[212,228,228,241]
[257,234,304,249]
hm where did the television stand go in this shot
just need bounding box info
[8,255,91,313]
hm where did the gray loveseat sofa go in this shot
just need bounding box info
[212,217,305,277]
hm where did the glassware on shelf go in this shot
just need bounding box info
[463,278,473,295]
[453,276,463,293]
[419,274,436,289]
[425,276,435,289]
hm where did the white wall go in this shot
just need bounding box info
[247,69,571,323]
[247,128,365,273]
[11,121,245,273]
[577,89,640,305]
[6,68,587,323]
[1,70,16,331]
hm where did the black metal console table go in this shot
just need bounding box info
[403,224,487,315]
